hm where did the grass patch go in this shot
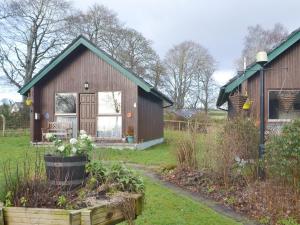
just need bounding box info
[120,176,241,225]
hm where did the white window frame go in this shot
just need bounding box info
[55,92,77,116]
[97,91,122,139]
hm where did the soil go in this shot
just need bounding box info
[162,167,300,225]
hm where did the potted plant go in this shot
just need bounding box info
[44,130,95,188]
[126,126,134,143]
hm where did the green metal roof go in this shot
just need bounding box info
[18,35,173,106]
[216,28,300,107]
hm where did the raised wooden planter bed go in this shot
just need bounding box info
[0,194,143,225]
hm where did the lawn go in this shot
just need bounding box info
[93,129,204,167]
[0,133,242,225]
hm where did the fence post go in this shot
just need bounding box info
[0,114,5,137]
[0,206,4,225]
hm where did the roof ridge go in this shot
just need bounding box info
[18,35,173,106]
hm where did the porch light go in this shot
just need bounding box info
[84,81,89,90]
[256,51,268,65]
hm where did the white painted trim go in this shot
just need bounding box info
[94,138,164,150]
[136,138,164,150]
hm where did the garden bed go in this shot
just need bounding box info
[162,167,300,224]
[0,193,143,225]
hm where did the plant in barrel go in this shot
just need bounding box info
[44,130,95,188]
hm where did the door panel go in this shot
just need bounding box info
[79,93,96,136]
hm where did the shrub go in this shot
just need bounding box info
[218,117,259,187]
[176,127,198,170]
[86,162,145,194]
[266,120,300,189]
[107,164,145,193]
[86,161,107,183]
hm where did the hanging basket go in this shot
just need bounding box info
[229,93,248,112]
[278,91,297,113]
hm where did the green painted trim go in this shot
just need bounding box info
[19,38,83,95]
[216,29,300,107]
[19,36,152,95]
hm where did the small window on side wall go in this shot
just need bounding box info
[268,90,300,121]
[55,93,77,115]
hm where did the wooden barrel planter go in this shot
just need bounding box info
[44,155,88,188]
[278,91,297,113]
[0,194,144,225]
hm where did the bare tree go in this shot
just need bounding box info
[0,0,72,90]
[189,53,217,114]
[66,4,162,87]
[163,41,216,110]
[236,23,288,70]
[117,28,160,82]
[149,58,165,88]
[66,4,125,59]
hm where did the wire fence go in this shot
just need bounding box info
[0,114,30,136]
[164,120,210,133]
[0,117,211,137]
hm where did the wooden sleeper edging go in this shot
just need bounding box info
[1,194,143,225]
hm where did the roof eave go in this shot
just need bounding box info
[217,28,300,107]
[18,35,153,95]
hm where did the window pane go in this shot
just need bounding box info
[97,116,122,138]
[269,90,300,120]
[98,92,121,114]
[55,93,77,114]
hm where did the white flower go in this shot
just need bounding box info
[80,134,88,139]
[71,147,77,154]
[58,145,65,152]
[80,130,87,135]
[234,156,241,163]
[87,135,92,141]
[45,133,54,140]
[92,144,96,149]
[70,138,78,145]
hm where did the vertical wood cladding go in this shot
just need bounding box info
[34,46,138,141]
[137,88,163,142]
[246,40,300,122]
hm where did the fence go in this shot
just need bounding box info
[0,114,30,136]
[164,120,210,133]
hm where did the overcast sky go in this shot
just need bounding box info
[1,0,300,102]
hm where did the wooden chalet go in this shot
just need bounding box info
[217,28,300,131]
[18,36,173,149]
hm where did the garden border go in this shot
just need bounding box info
[0,194,143,225]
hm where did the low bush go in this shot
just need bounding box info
[175,127,198,170]
[266,120,300,189]
[218,117,259,188]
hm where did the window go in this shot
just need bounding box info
[55,93,77,115]
[97,92,122,138]
[268,90,300,121]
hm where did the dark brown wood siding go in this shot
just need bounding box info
[137,87,163,142]
[33,46,138,141]
[246,40,300,123]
